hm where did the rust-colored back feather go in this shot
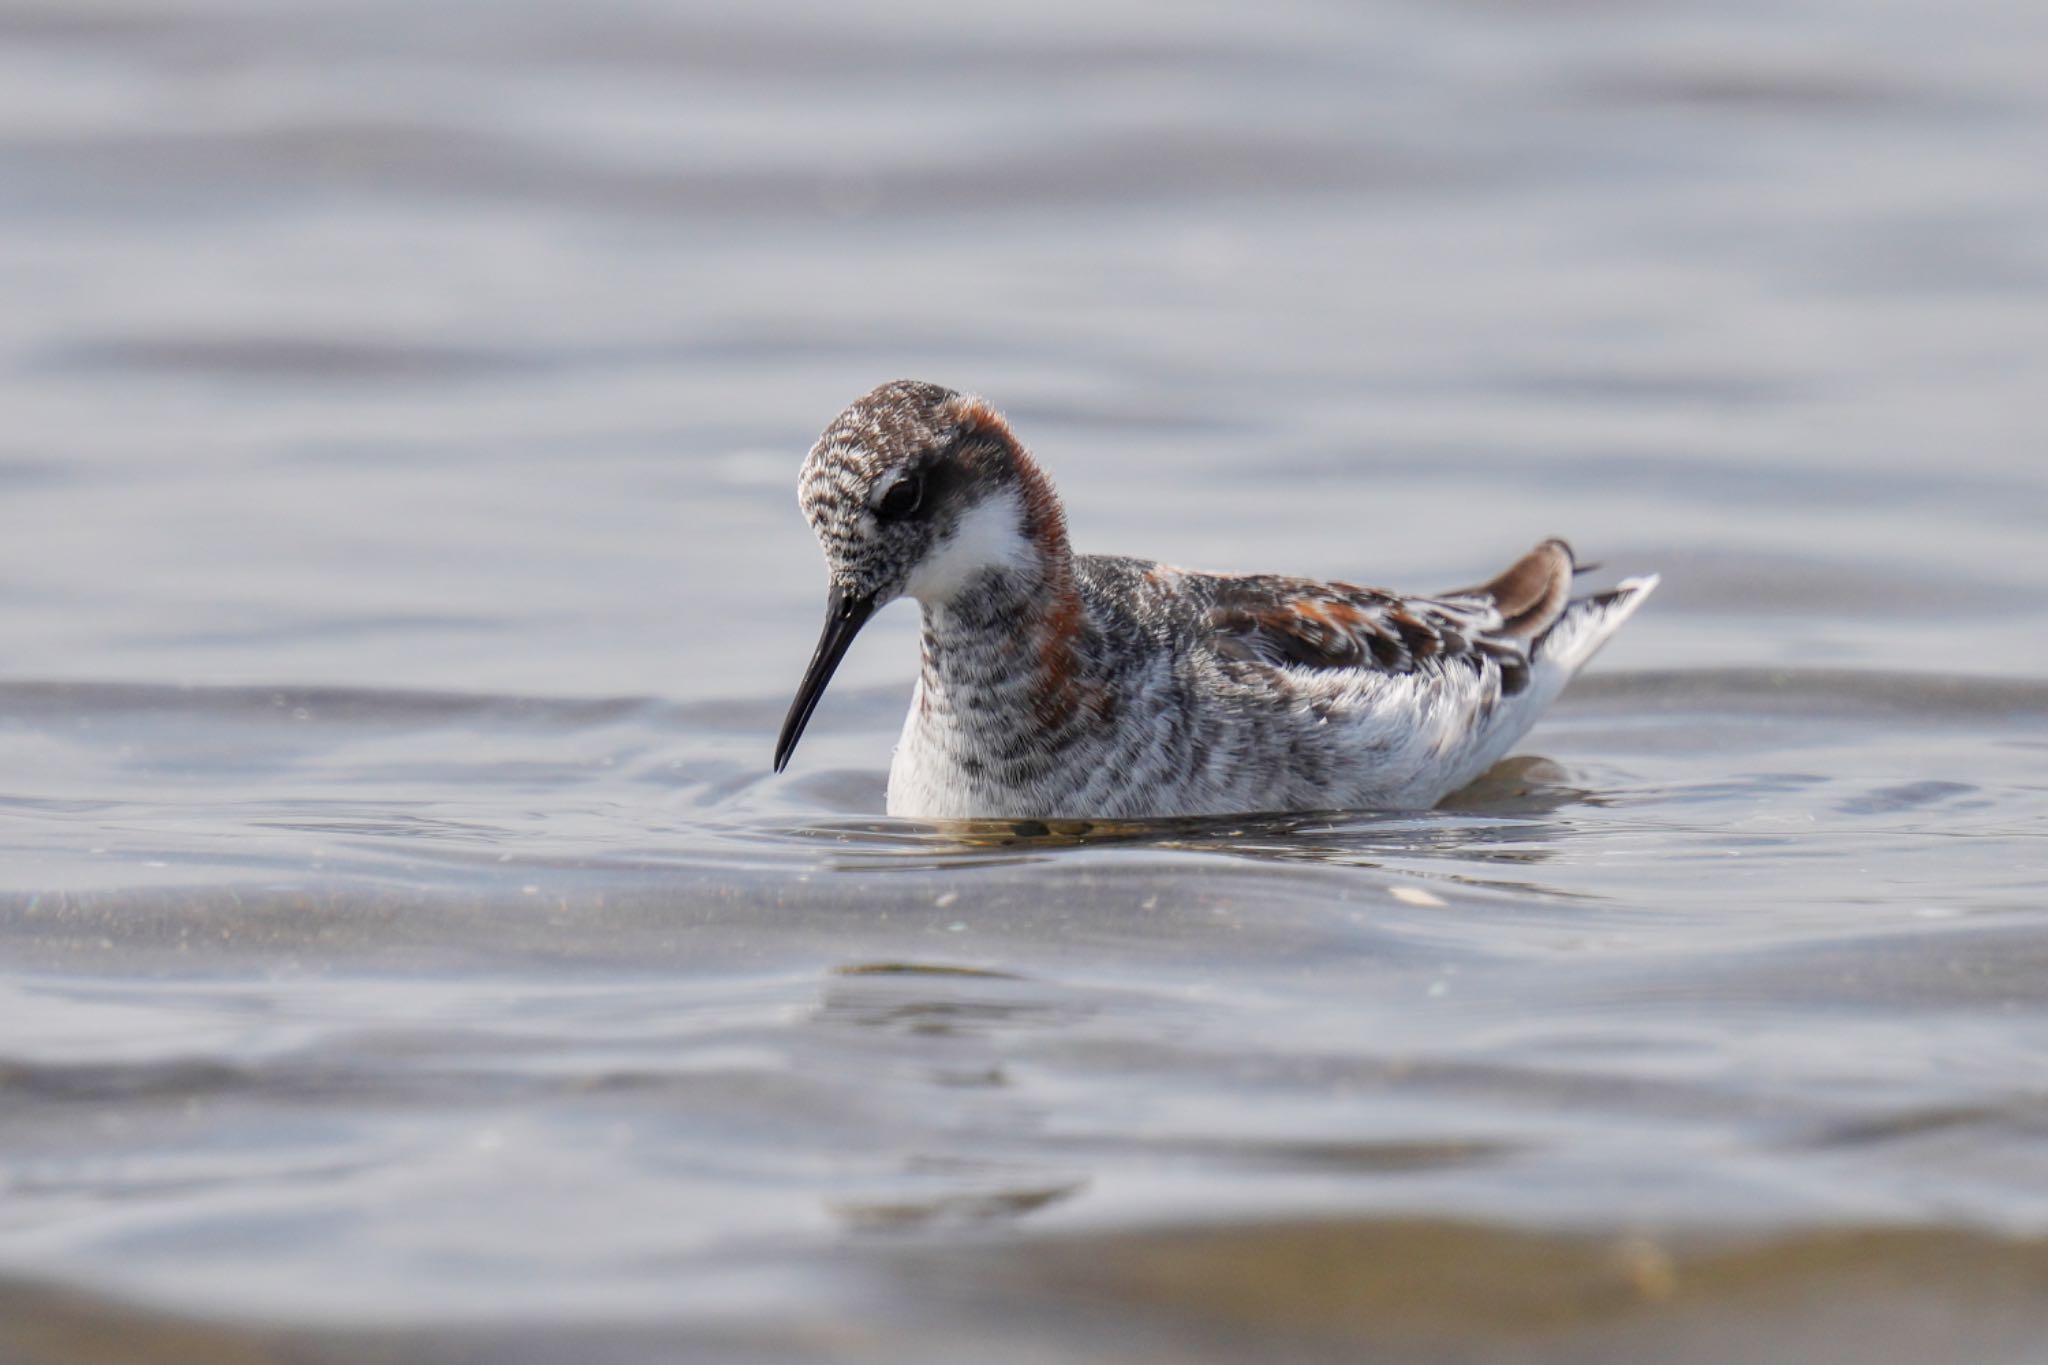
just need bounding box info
[1201,539,1584,700]
[1468,538,1575,640]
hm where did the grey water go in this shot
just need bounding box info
[3,1,2047,1361]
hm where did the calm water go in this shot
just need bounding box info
[3,1,2048,1361]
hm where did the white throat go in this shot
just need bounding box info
[903,491,1036,605]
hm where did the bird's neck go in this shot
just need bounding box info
[914,475,1090,738]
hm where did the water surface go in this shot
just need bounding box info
[2,0,2046,1360]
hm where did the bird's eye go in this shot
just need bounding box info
[874,473,924,521]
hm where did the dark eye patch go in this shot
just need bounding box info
[875,472,925,521]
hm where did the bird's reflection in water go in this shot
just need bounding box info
[774,755,1604,901]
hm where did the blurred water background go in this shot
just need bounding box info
[2,0,2047,1360]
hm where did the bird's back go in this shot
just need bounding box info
[1047,544,1658,815]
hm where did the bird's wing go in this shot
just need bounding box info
[1203,540,1578,697]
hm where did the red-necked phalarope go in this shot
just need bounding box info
[775,380,1658,819]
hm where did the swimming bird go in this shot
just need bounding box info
[775,380,1656,819]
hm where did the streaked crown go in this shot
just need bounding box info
[796,379,1067,609]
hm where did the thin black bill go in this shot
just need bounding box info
[773,585,878,773]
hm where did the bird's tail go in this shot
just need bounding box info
[1535,574,1660,677]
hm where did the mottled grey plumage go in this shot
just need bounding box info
[776,380,1657,819]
